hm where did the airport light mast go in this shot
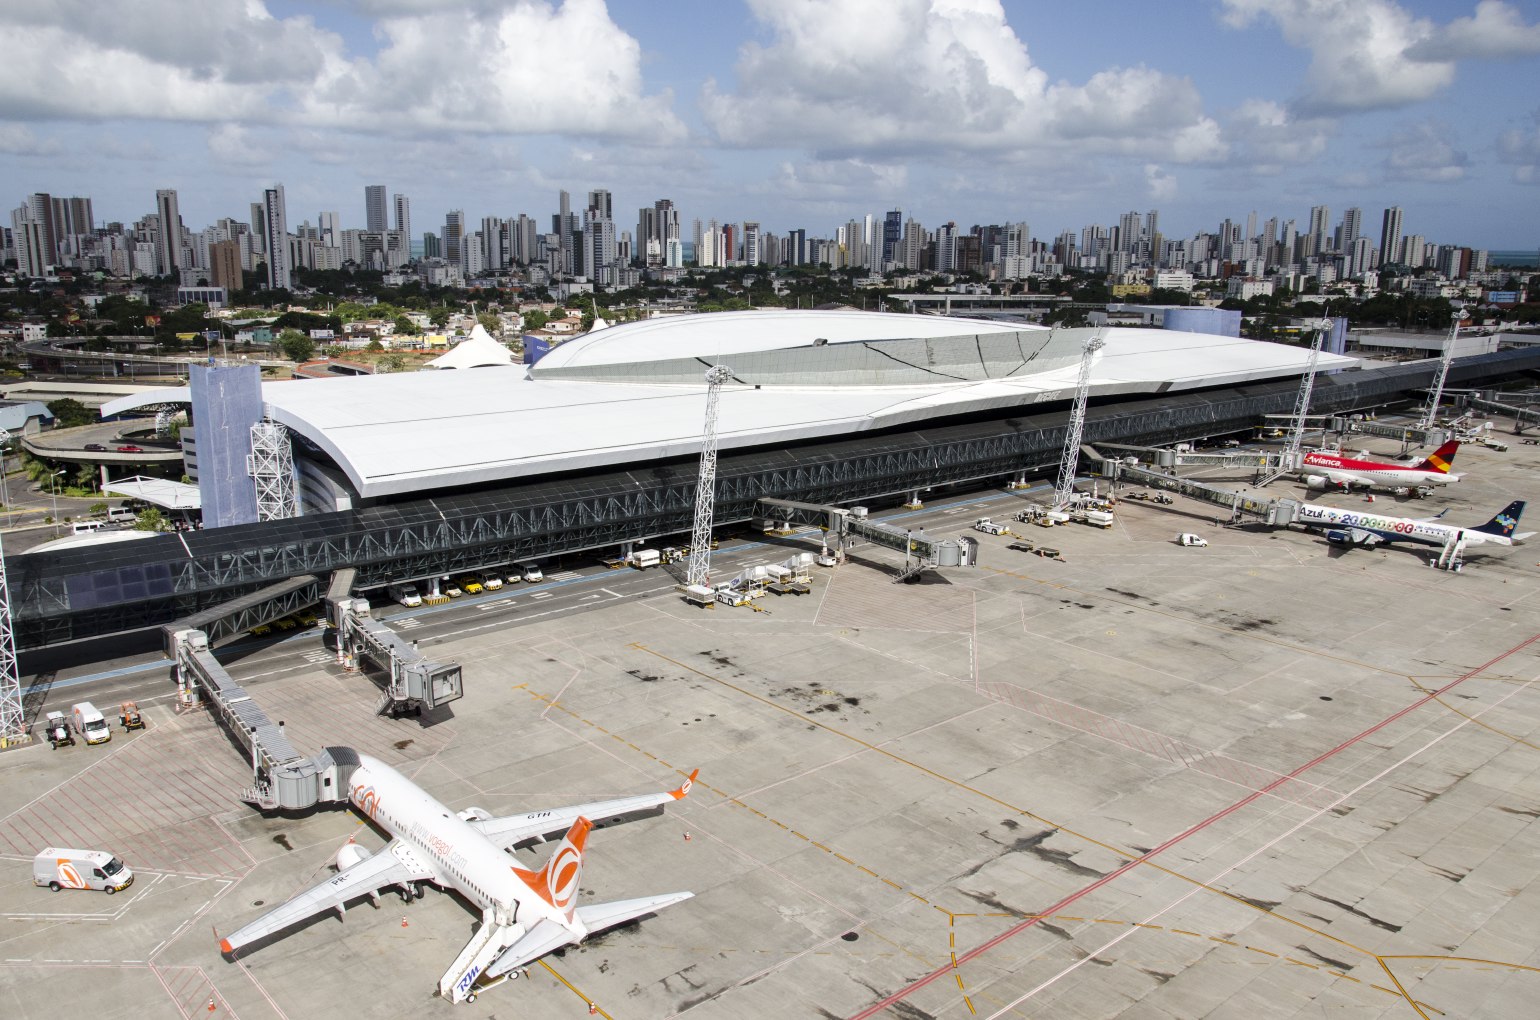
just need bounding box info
[1053,332,1105,510]
[1267,318,1332,484]
[0,536,25,748]
[687,365,734,589]
[1421,316,1465,432]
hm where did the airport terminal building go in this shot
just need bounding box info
[13,310,1540,652]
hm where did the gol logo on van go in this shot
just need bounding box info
[56,861,86,888]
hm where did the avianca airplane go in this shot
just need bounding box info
[1299,440,1462,492]
[217,750,697,1005]
[1295,498,1531,550]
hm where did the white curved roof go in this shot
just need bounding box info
[535,308,1035,369]
[101,313,1354,500]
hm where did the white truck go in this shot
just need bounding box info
[630,549,661,569]
[71,702,112,745]
[973,518,1007,536]
[388,582,423,607]
[1176,533,1209,547]
[34,848,134,894]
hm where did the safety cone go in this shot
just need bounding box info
[206,998,216,1013]
[683,832,692,842]
[401,916,408,928]
[588,1004,598,1015]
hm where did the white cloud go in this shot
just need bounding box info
[301,0,685,140]
[1406,0,1540,61]
[1221,0,1453,114]
[1144,164,1177,203]
[1221,99,1334,174]
[701,0,1225,164]
[0,122,64,158]
[0,0,683,144]
[1380,121,1469,182]
[1497,109,1540,184]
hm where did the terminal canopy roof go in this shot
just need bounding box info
[103,475,202,510]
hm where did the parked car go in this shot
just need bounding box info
[84,443,106,451]
[480,573,503,590]
[441,578,463,598]
[521,563,544,583]
[458,575,484,594]
[116,445,143,453]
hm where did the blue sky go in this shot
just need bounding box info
[3,0,1539,251]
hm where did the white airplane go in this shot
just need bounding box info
[1299,440,1462,492]
[218,750,698,1005]
[1295,498,1531,550]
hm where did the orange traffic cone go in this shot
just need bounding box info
[683,832,692,842]
[588,1004,598,1015]
[401,916,408,928]
[206,998,216,1013]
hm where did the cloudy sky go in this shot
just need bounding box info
[4,0,1540,250]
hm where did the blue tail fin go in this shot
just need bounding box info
[1471,500,1525,538]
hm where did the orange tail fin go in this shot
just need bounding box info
[511,816,591,923]
[1417,440,1459,474]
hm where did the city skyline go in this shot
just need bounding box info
[2,1,1540,247]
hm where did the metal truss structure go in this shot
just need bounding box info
[1053,333,1105,509]
[688,365,733,588]
[10,347,1540,651]
[0,536,24,746]
[248,420,297,522]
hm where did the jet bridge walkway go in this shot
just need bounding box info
[1085,448,1301,526]
[1464,396,1540,434]
[754,498,979,582]
[166,627,357,811]
[326,569,463,717]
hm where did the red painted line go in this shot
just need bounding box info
[848,632,1540,1019]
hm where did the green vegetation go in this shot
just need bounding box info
[275,329,315,363]
[133,508,166,532]
[46,398,94,429]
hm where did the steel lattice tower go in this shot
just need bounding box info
[1421,317,1464,431]
[1053,333,1106,509]
[0,536,25,747]
[248,420,298,521]
[1258,318,1332,486]
[687,365,734,588]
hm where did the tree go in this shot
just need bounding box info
[429,307,452,328]
[276,329,315,363]
[521,309,549,332]
[133,507,166,532]
[393,315,421,336]
[377,354,408,374]
[47,398,94,429]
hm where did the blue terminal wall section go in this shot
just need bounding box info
[1163,307,1242,338]
[189,362,263,529]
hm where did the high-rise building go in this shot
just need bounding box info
[422,232,440,259]
[443,210,464,265]
[1379,206,1403,267]
[512,214,538,265]
[210,239,242,291]
[249,202,266,255]
[882,210,902,267]
[1339,207,1363,253]
[364,185,387,233]
[743,222,762,266]
[586,189,612,221]
[393,193,411,244]
[261,184,289,290]
[318,211,339,248]
[154,189,183,275]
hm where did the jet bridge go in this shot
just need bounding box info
[327,566,462,717]
[1086,449,1300,526]
[167,628,358,812]
[1462,397,1540,434]
[329,595,463,717]
[753,498,978,583]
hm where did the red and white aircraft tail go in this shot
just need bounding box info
[1300,440,1462,491]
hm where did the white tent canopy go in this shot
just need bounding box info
[102,475,202,510]
[424,324,515,370]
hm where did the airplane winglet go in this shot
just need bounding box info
[219,937,234,955]
[669,768,699,801]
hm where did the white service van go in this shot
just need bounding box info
[71,702,112,744]
[34,848,134,893]
[107,507,137,523]
[521,563,544,583]
[70,521,106,535]
[1176,533,1209,547]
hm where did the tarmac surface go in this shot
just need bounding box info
[2,425,1539,1018]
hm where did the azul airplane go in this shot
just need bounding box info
[1295,499,1531,550]
[218,750,697,1005]
[1299,440,1462,492]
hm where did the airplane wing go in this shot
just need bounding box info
[483,893,695,981]
[470,770,697,852]
[219,840,436,957]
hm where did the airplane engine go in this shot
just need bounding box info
[335,839,372,871]
[457,807,492,822]
[1304,474,1330,489]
